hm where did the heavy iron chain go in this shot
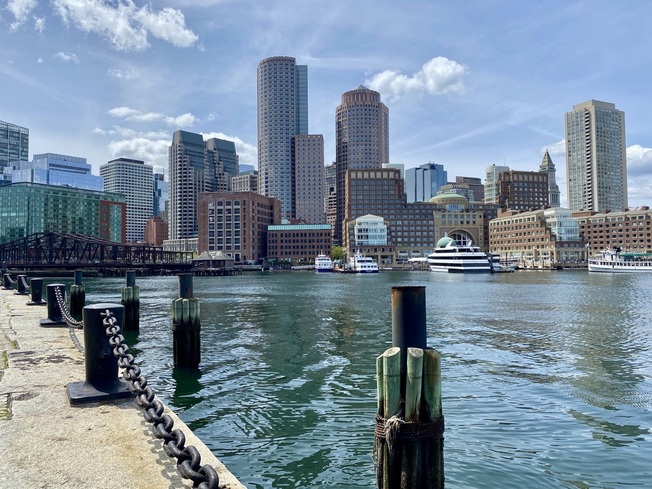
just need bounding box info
[19,275,31,292]
[102,310,220,489]
[5,274,16,285]
[54,286,84,329]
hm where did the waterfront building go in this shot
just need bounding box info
[455,176,484,202]
[153,173,168,218]
[405,163,447,203]
[144,216,168,246]
[100,158,153,242]
[489,208,586,267]
[12,153,104,191]
[258,56,322,221]
[573,207,652,253]
[431,193,489,250]
[169,130,234,240]
[294,134,325,223]
[0,120,28,174]
[266,223,331,262]
[197,191,281,262]
[232,170,258,193]
[484,164,509,204]
[162,238,198,253]
[324,163,337,230]
[565,100,627,212]
[335,86,389,245]
[497,170,549,211]
[539,150,560,207]
[0,182,125,244]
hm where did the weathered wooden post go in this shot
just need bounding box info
[39,283,67,327]
[374,286,444,489]
[172,273,201,368]
[121,270,140,332]
[69,270,85,322]
[27,278,46,305]
[66,303,132,404]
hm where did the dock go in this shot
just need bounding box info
[0,289,245,488]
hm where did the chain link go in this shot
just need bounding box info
[5,274,16,285]
[54,286,84,329]
[19,275,31,292]
[102,310,219,489]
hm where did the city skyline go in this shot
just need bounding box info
[2,1,652,208]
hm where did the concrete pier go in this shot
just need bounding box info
[0,290,245,488]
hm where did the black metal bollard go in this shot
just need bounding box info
[391,286,427,384]
[2,273,13,290]
[27,278,46,305]
[39,283,67,327]
[172,273,201,368]
[15,274,29,295]
[70,270,85,322]
[121,270,140,332]
[66,303,132,405]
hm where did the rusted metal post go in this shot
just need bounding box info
[39,283,67,327]
[69,270,85,322]
[172,273,201,368]
[27,278,46,305]
[121,270,140,332]
[15,274,29,295]
[66,303,132,405]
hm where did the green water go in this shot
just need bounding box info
[84,270,652,488]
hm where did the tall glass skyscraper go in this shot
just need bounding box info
[257,56,309,221]
[405,163,447,203]
[0,120,29,181]
[565,100,627,212]
[334,86,389,244]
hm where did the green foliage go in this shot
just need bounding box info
[331,246,344,261]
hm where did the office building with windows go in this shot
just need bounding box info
[0,182,125,244]
[0,120,29,176]
[100,158,153,242]
[565,100,627,212]
[335,86,389,244]
[294,134,324,223]
[484,164,510,204]
[405,163,447,203]
[153,173,168,218]
[12,153,104,191]
[497,170,549,211]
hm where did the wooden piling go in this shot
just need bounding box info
[172,274,200,368]
[121,270,140,332]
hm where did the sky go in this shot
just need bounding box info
[2,0,652,208]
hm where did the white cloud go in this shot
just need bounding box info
[36,57,43,64]
[34,16,45,33]
[7,0,37,30]
[108,137,170,169]
[107,68,139,80]
[52,0,198,52]
[366,56,468,100]
[542,139,565,159]
[201,132,257,167]
[108,107,198,127]
[627,144,652,176]
[54,51,80,63]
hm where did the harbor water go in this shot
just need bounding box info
[83,270,652,488]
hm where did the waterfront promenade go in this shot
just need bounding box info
[0,289,245,488]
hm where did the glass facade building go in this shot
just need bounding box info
[0,182,126,244]
[0,120,29,182]
[12,153,104,191]
[405,163,447,203]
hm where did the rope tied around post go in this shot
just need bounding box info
[375,414,445,452]
[54,285,83,329]
[101,309,219,489]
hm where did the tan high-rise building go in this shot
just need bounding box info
[334,86,389,244]
[294,134,324,223]
[565,100,627,212]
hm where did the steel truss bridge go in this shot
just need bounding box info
[0,232,193,272]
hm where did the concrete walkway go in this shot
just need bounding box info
[0,288,245,488]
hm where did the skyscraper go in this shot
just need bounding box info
[484,164,510,204]
[565,100,627,212]
[294,134,324,223]
[405,163,447,203]
[168,130,234,239]
[100,158,153,242]
[13,153,103,191]
[539,149,560,207]
[257,56,308,220]
[334,86,389,244]
[0,120,29,181]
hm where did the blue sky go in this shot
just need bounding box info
[2,0,651,208]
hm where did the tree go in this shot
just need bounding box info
[331,246,344,262]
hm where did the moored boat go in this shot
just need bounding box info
[489,253,516,273]
[427,237,492,273]
[314,254,334,272]
[588,248,652,272]
[348,251,379,273]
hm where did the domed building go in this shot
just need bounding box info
[429,194,487,248]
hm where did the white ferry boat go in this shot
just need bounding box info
[427,237,492,273]
[314,254,334,272]
[489,253,516,273]
[588,248,652,272]
[348,251,379,273]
